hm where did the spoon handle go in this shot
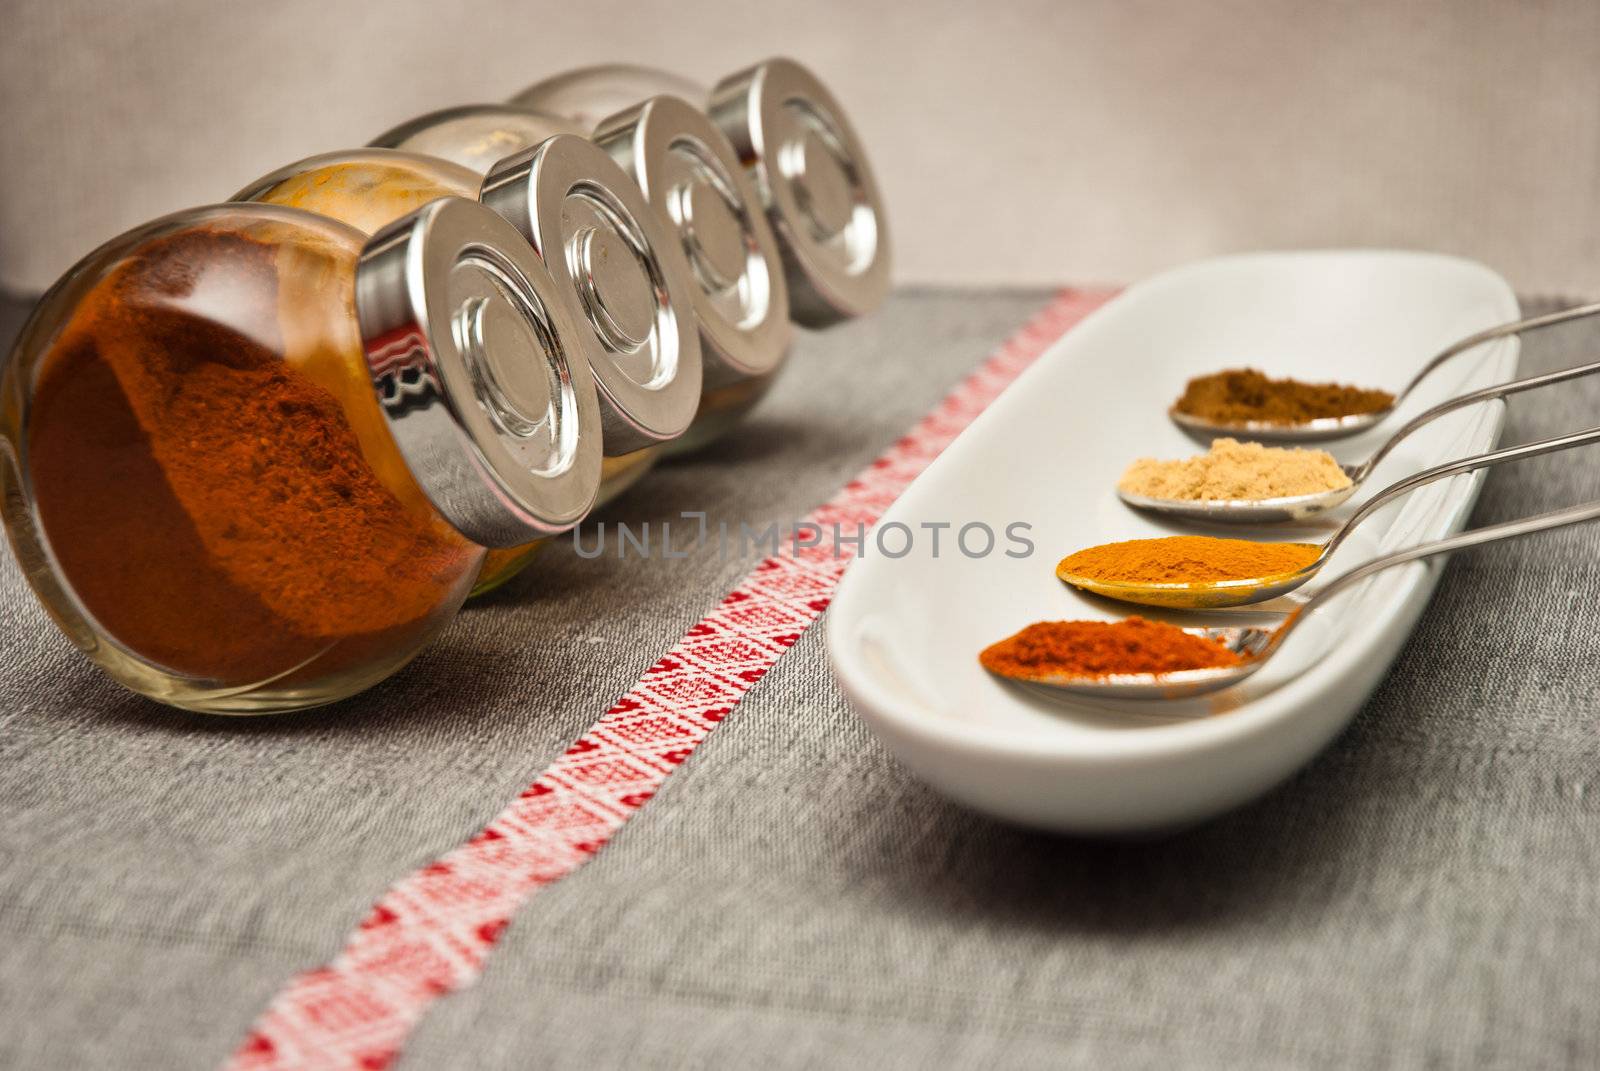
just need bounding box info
[1396,301,1600,403]
[1292,498,1600,634]
[1325,424,1600,560]
[1357,357,1600,481]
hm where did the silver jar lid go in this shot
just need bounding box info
[356,197,603,547]
[708,59,890,327]
[594,95,791,387]
[479,134,703,455]
[371,104,585,177]
[516,59,890,327]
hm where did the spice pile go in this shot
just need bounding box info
[27,225,479,685]
[1119,437,1350,501]
[979,618,1242,679]
[977,353,1408,688]
[1057,535,1321,587]
[1173,368,1394,425]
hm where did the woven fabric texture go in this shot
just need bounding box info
[1,290,1596,1069]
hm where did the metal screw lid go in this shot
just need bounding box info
[514,59,891,328]
[355,197,603,547]
[370,104,585,177]
[593,95,791,387]
[479,134,703,455]
[707,59,891,327]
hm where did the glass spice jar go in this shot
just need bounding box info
[373,104,590,182]
[234,143,702,594]
[0,199,603,713]
[376,96,793,456]
[513,57,892,328]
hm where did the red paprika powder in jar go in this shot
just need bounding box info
[235,144,703,594]
[0,198,603,712]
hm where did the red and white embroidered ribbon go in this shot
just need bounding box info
[227,288,1114,1071]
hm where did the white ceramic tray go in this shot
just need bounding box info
[827,251,1520,834]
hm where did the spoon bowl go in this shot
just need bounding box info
[1130,357,1600,524]
[1166,301,1600,441]
[1009,625,1277,699]
[1116,472,1358,524]
[1090,423,1600,609]
[996,497,1600,700]
[1055,562,1318,609]
[1168,406,1389,443]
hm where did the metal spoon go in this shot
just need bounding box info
[1122,357,1600,524]
[1170,301,1600,442]
[994,498,1600,700]
[1073,423,1600,608]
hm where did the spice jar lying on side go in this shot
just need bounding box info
[376,96,792,454]
[372,103,589,182]
[234,144,702,594]
[513,57,891,328]
[0,199,603,713]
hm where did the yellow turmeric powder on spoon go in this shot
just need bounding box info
[1058,535,1321,587]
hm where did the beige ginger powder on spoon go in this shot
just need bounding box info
[1119,437,1352,501]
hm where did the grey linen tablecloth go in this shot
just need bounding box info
[1,289,1597,1070]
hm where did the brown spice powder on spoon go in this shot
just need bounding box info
[1174,368,1394,425]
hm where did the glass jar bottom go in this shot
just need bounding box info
[662,370,781,458]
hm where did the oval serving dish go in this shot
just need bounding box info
[826,251,1520,834]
